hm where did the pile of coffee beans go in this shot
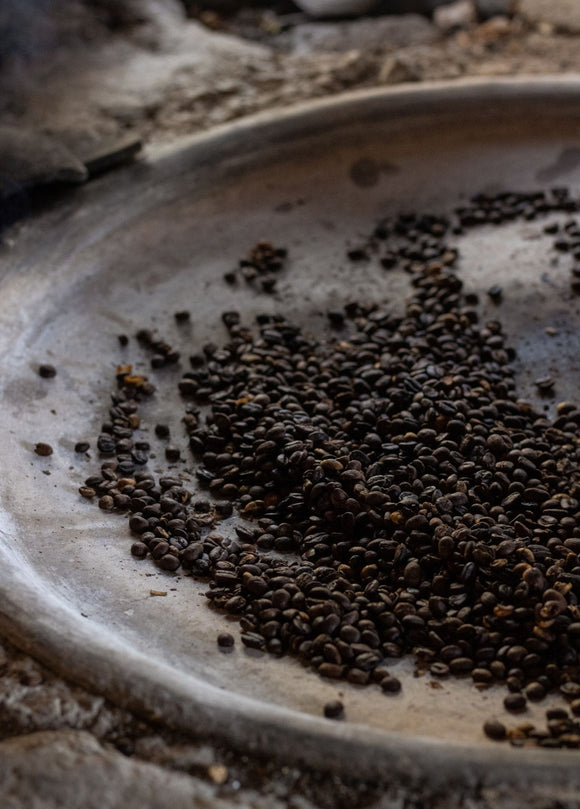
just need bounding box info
[79,188,580,743]
[485,702,580,748]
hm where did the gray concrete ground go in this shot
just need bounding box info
[2,0,580,805]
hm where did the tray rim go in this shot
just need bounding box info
[3,76,580,788]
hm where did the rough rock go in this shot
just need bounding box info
[475,0,516,19]
[277,13,438,53]
[379,56,420,83]
[518,0,580,33]
[434,0,478,29]
[0,731,229,809]
[470,14,513,40]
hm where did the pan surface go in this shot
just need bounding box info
[2,78,580,789]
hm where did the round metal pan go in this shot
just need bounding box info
[2,77,580,791]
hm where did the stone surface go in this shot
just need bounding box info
[378,55,420,82]
[434,0,478,29]
[293,0,379,17]
[378,1,447,13]
[518,0,580,33]
[277,13,438,52]
[475,0,515,19]
[0,731,229,809]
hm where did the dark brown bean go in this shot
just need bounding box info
[323,700,344,719]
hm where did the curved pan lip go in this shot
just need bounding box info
[3,76,580,790]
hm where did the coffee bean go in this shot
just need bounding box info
[323,700,344,719]
[535,376,555,392]
[131,542,148,558]
[34,443,53,456]
[381,676,402,694]
[157,554,180,571]
[504,693,527,713]
[483,719,506,741]
[75,442,90,453]
[570,700,580,717]
[38,364,56,378]
[560,682,580,701]
[525,682,546,702]
[217,632,235,648]
[129,516,149,534]
[79,486,96,498]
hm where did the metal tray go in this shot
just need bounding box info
[2,78,580,791]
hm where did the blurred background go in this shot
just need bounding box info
[0,0,578,202]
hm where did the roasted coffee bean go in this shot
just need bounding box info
[98,495,115,511]
[241,633,266,650]
[155,424,170,439]
[546,708,569,721]
[75,442,90,453]
[504,693,527,713]
[157,554,180,571]
[34,443,53,456]
[131,542,148,558]
[217,632,235,648]
[487,285,503,302]
[525,682,546,702]
[570,700,580,717]
[323,700,344,719]
[97,435,116,454]
[560,682,580,701]
[38,364,56,378]
[483,719,506,741]
[381,676,402,694]
[129,516,149,534]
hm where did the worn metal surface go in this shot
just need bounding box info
[1,78,580,789]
